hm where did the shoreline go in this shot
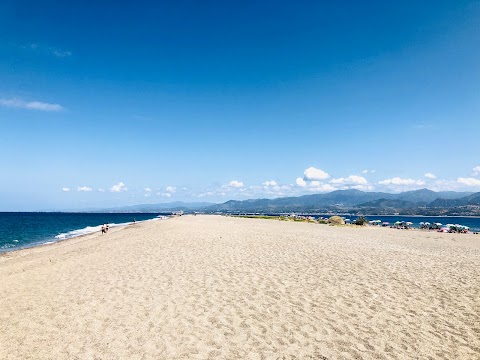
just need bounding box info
[0,214,166,256]
[0,218,162,262]
[1,213,478,257]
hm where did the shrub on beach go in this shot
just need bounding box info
[354,216,367,226]
[328,216,345,225]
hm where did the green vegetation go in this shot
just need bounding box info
[354,216,368,226]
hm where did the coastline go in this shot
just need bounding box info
[1,215,479,359]
[0,213,165,255]
[0,220,132,263]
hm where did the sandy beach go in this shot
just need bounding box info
[1,215,479,359]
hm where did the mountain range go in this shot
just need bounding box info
[95,189,480,216]
[205,189,480,216]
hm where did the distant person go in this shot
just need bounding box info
[105,224,109,233]
[133,218,136,224]
[101,225,105,234]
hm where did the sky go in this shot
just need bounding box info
[0,0,479,211]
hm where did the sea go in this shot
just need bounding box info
[301,214,480,231]
[0,212,168,253]
[259,213,480,232]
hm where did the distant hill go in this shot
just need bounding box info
[357,198,416,209]
[206,189,476,214]
[428,192,480,207]
[208,189,391,212]
[78,189,479,215]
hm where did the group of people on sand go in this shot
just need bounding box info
[101,224,109,234]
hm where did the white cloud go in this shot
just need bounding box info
[77,186,92,192]
[351,184,374,191]
[330,175,368,185]
[303,167,330,180]
[0,98,64,112]
[361,170,368,174]
[98,188,105,192]
[157,192,172,198]
[228,180,244,188]
[457,177,480,186]
[473,166,480,176]
[25,43,72,57]
[110,182,127,192]
[263,180,278,187]
[165,186,176,193]
[144,187,152,192]
[197,191,214,198]
[424,173,436,179]
[51,49,72,57]
[296,177,307,187]
[378,177,425,186]
[62,187,70,192]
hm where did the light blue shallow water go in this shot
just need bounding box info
[0,212,168,253]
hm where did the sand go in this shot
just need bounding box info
[1,215,479,359]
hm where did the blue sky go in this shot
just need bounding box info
[1,1,479,210]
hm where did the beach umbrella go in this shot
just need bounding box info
[435,223,442,226]
[406,222,413,225]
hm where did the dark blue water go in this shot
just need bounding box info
[271,214,480,232]
[0,212,169,253]
[339,215,480,231]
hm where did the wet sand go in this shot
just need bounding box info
[1,215,479,359]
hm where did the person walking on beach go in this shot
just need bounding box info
[105,224,109,233]
[101,225,106,234]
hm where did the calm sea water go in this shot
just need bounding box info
[310,214,480,231]
[262,213,480,232]
[0,212,167,253]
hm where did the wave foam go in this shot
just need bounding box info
[54,216,166,240]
